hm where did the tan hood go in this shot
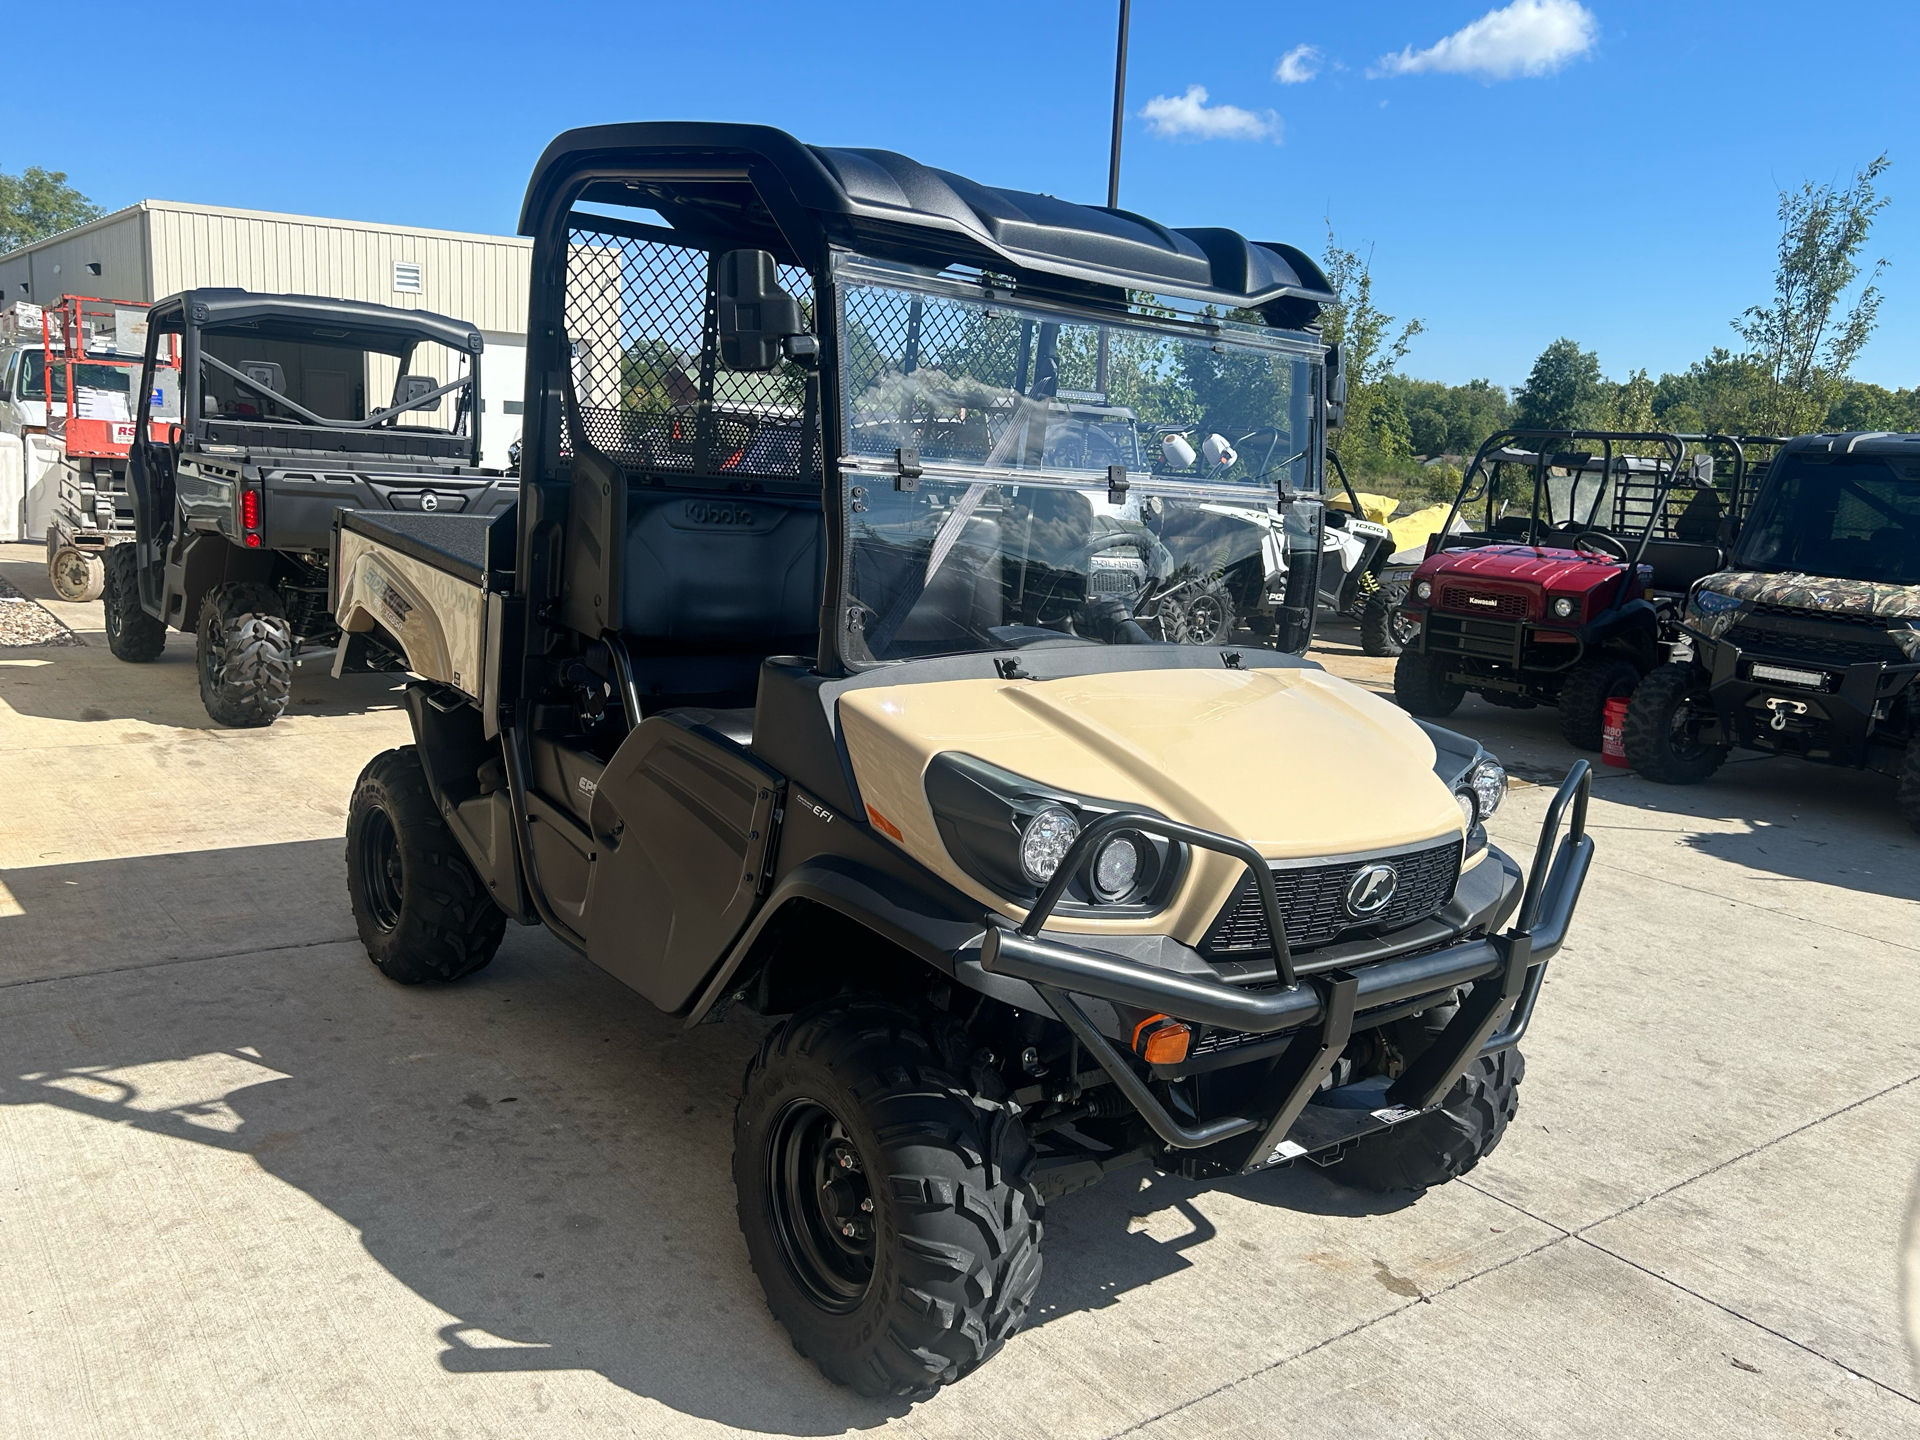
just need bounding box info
[837,666,1466,941]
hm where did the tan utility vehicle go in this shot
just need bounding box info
[334,124,1596,1398]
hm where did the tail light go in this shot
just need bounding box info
[241,487,262,547]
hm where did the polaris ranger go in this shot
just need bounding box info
[334,123,1596,1399]
[111,289,516,725]
[1624,430,1920,830]
[1393,430,1743,748]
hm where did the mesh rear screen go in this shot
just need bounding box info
[562,220,818,485]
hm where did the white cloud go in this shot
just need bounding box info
[1138,85,1281,142]
[1372,0,1597,81]
[1275,44,1322,84]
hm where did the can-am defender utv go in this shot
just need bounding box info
[1624,431,1920,831]
[335,123,1596,1399]
[112,289,515,725]
[1392,430,1745,748]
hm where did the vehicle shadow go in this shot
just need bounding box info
[0,840,1418,1432]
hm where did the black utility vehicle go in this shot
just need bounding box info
[1625,431,1920,830]
[335,123,1596,1398]
[109,289,516,725]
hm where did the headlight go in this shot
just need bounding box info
[1456,791,1476,830]
[1019,806,1081,884]
[1550,596,1576,619]
[924,753,1184,911]
[1414,579,1432,601]
[1685,587,1746,639]
[1468,757,1506,819]
[1092,833,1142,899]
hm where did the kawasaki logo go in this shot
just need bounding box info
[1468,596,1499,607]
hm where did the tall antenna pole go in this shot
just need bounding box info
[1107,0,1131,210]
[1099,0,1131,397]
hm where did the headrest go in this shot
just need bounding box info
[238,360,284,394]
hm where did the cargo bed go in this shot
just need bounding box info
[331,508,514,707]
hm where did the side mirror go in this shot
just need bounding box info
[715,250,812,372]
[1324,342,1348,430]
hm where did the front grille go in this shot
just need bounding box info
[1424,612,1524,663]
[1726,623,1904,666]
[1201,839,1462,957]
[1441,586,1529,619]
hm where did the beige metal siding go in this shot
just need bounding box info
[0,208,151,306]
[145,204,530,335]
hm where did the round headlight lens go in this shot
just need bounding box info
[1092,834,1142,900]
[1550,596,1576,619]
[1019,805,1081,884]
[1414,580,1432,601]
[1469,758,1506,819]
[1456,791,1476,831]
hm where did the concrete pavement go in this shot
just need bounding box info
[2,547,1916,1438]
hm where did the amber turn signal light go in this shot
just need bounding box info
[1131,1014,1192,1066]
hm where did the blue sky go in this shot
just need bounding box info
[7,0,1917,392]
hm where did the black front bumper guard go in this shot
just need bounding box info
[981,762,1595,1175]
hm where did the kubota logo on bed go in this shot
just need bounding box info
[684,500,755,527]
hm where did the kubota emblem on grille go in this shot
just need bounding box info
[1345,863,1399,916]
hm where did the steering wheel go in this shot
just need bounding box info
[1574,531,1631,561]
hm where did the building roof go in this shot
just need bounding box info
[0,199,530,262]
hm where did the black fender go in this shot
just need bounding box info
[170,530,274,632]
[400,682,533,924]
[681,855,1044,1026]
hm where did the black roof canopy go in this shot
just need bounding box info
[150,288,484,356]
[522,122,1334,322]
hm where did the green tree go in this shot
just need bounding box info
[1733,153,1890,435]
[1394,375,1511,458]
[0,166,103,253]
[1650,349,1774,436]
[1513,338,1604,432]
[1825,380,1920,434]
[1320,224,1424,468]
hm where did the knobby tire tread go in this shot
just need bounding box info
[198,581,293,727]
[346,747,504,984]
[102,544,167,662]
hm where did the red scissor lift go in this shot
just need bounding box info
[41,295,180,601]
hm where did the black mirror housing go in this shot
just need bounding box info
[1324,341,1348,430]
[715,249,806,372]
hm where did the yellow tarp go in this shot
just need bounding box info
[1326,490,1400,525]
[1387,503,1453,558]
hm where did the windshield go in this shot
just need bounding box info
[837,275,1323,664]
[1733,455,1920,586]
[197,329,472,434]
[16,353,136,407]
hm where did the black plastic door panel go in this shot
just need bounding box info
[584,715,783,1012]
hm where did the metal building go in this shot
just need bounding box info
[0,200,531,471]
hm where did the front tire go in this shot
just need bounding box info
[345,747,504,983]
[196,581,293,727]
[1359,576,1414,657]
[1393,649,1464,717]
[734,998,1044,1399]
[102,545,167,662]
[1324,1050,1524,1193]
[1623,662,1728,784]
[1556,655,1641,752]
[1896,733,1920,836]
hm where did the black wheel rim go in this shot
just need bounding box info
[767,1098,875,1313]
[356,805,405,932]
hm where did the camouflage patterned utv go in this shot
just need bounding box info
[1623,431,1920,831]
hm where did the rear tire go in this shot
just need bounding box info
[1623,662,1728,784]
[1360,576,1414,657]
[345,747,504,983]
[734,998,1044,1399]
[1896,733,1920,836]
[102,544,167,662]
[49,543,105,603]
[1393,649,1464,717]
[1556,656,1641,751]
[196,581,293,727]
[1324,1050,1524,1193]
